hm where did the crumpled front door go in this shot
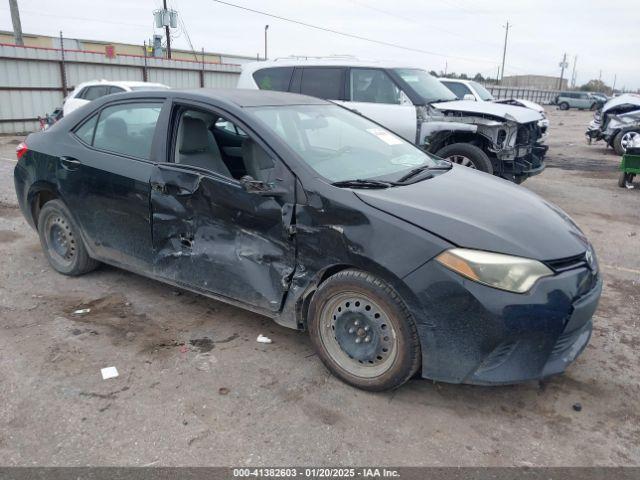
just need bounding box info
[150,164,296,313]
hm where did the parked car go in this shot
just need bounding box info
[590,92,610,104]
[238,59,547,184]
[14,89,601,390]
[586,93,640,155]
[62,80,169,116]
[554,91,602,111]
[439,78,549,141]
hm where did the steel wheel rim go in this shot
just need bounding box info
[447,155,476,168]
[318,291,398,378]
[46,214,76,266]
[621,132,638,151]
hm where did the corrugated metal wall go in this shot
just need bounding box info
[0,44,242,134]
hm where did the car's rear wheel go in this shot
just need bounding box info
[37,199,99,276]
[436,143,494,174]
[613,130,640,156]
[308,269,421,391]
[559,102,570,111]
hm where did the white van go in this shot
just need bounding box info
[238,58,547,183]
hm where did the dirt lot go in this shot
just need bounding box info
[0,109,638,467]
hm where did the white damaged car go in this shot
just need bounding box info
[586,93,640,155]
[238,59,547,183]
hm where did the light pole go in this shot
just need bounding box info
[264,25,269,60]
[500,21,510,83]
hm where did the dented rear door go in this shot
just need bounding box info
[149,164,297,313]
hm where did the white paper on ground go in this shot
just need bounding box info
[101,366,119,380]
[256,334,272,344]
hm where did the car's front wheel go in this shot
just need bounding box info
[613,130,640,156]
[37,199,99,276]
[436,143,494,174]
[559,102,570,110]
[308,269,421,391]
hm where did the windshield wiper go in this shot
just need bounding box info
[396,166,435,183]
[331,179,393,189]
[428,98,455,104]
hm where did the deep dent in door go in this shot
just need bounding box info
[149,166,296,315]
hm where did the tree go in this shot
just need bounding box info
[473,73,485,82]
[579,79,612,95]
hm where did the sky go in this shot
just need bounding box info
[2,0,639,90]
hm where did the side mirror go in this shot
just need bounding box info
[240,176,288,197]
[463,94,476,101]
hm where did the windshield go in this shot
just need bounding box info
[248,104,443,183]
[393,68,457,103]
[470,81,494,101]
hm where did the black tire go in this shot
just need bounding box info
[37,199,99,276]
[558,102,569,111]
[436,143,494,174]
[308,269,421,391]
[590,103,598,111]
[613,130,640,156]
[618,172,635,188]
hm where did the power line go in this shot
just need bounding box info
[209,0,501,66]
[345,0,500,49]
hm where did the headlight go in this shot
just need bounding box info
[435,248,553,293]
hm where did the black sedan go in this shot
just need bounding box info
[14,89,602,390]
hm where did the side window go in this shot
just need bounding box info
[92,102,162,159]
[109,86,126,94]
[174,108,274,182]
[350,69,402,104]
[442,82,471,99]
[73,114,99,144]
[253,67,294,92]
[82,85,109,100]
[300,67,344,100]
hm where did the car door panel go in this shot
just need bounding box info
[58,100,168,270]
[150,164,296,313]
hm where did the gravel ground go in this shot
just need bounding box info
[0,109,638,466]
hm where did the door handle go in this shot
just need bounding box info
[150,182,165,193]
[60,156,81,171]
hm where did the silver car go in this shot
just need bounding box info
[555,92,602,111]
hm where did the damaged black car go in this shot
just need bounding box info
[14,89,602,390]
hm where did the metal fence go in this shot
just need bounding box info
[0,43,242,134]
[483,85,561,105]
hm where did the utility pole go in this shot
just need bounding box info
[599,70,602,81]
[570,55,578,88]
[264,25,269,60]
[558,53,568,90]
[8,0,24,46]
[500,21,510,83]
[163,0,171,59]
[444,60,448,77]
[612,74,617,93]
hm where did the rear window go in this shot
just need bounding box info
[73,102,162,160]
[81,85,109,100]
[300,67,344,100]
[253,67,294,92]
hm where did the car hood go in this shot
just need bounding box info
[432,99,543,123]
[494,98,544,112]
[355,166,589,261]
[602,94,640,114]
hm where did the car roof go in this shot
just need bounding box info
[100,88,331,107]
[240,58,425,75]
[440,78,472,84]
[74,80,169,89]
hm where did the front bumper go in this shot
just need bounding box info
[403,261,601,385]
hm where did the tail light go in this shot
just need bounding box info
[16,142,28,160]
